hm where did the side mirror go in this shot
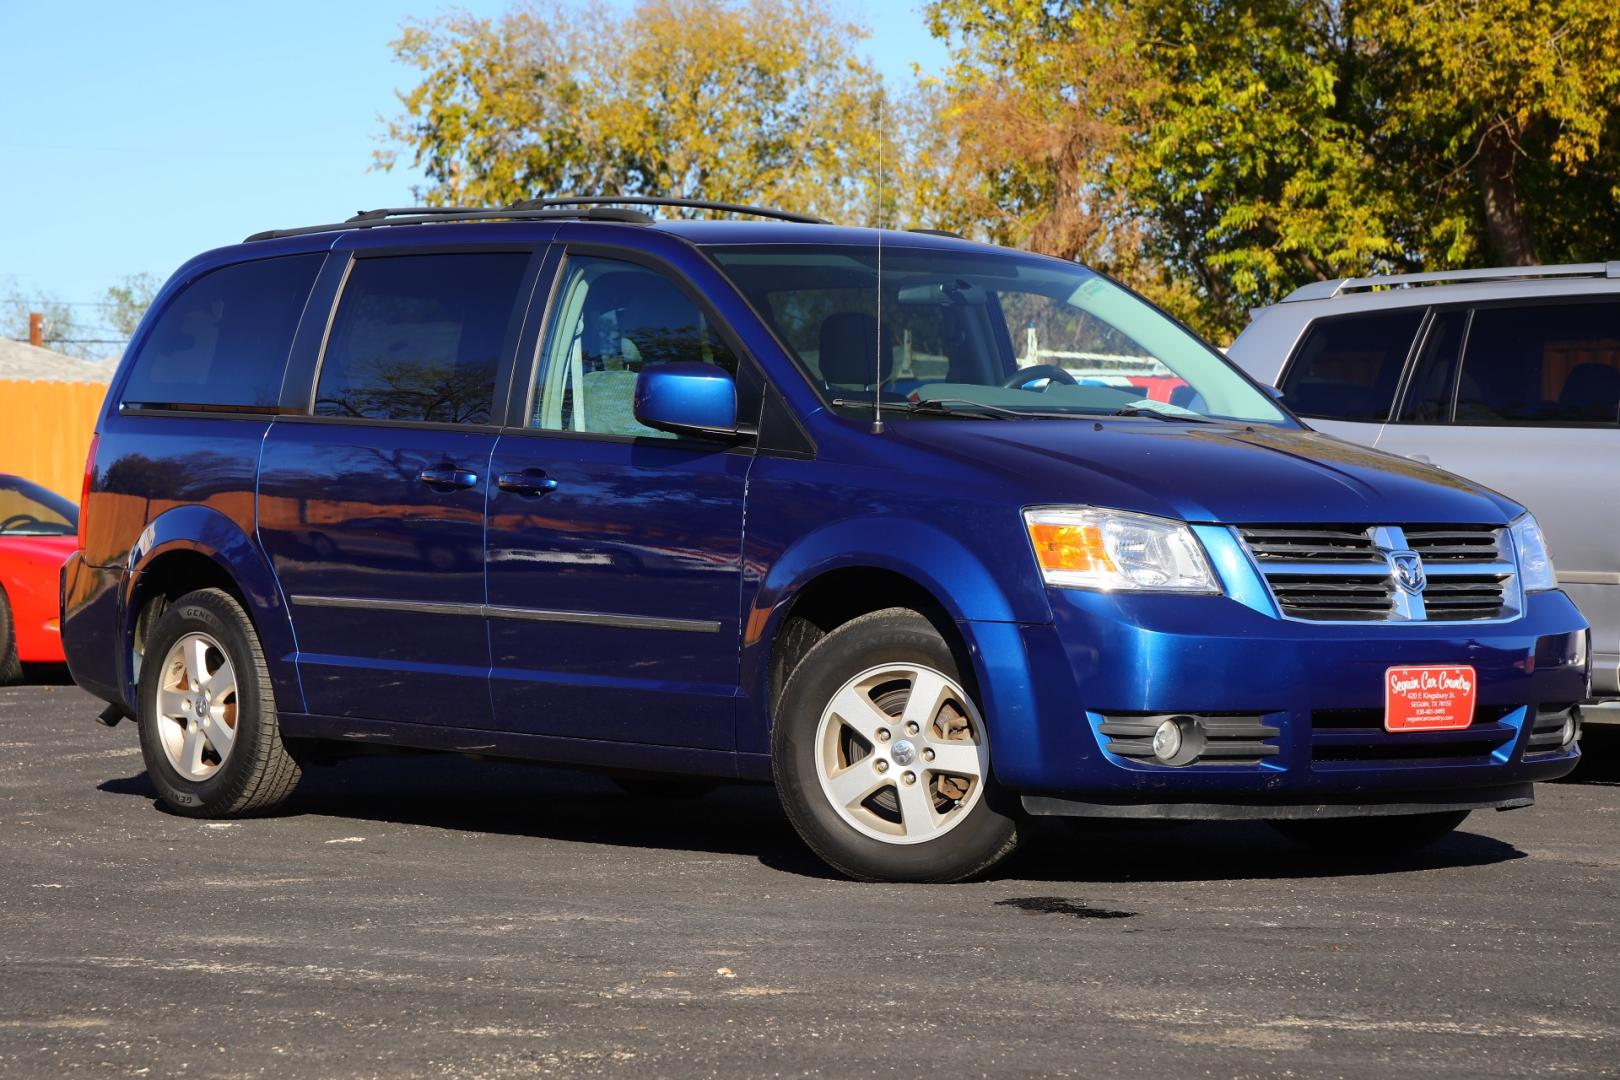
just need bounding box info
[1264,384,1285,400]
[633,363,740,439]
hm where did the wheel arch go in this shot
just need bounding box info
[739,517,1042,758]
[121,505,301,713]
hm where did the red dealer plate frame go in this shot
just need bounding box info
[1384,665,1477,732]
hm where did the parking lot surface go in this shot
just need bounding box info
[2,679,1617,1079]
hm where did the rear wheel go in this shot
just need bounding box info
[0,587,20,684]
[773,609,1019,882]
[1268,810,1470,855]
[136,588,301,817]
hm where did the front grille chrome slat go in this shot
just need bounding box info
[1237,524,1516,623]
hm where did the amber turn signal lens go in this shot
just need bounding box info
[1028,522,1116,575]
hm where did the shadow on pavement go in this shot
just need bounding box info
[8,663,75,686]
[1560,725,1620,785]
[98,747,1527,884]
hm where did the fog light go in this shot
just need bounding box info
[1152,719,1183,761]
[1563,708,1582,748]
[1150,715,1207,766]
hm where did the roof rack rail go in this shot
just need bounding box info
[1282,261,1620,302]
[510,195,828,225]
[244,204,652,243]
[906,227,966,239]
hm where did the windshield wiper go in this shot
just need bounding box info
[1111,404,1215,423]
[830,397,1010,420]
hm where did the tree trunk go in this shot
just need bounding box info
[1476,124,1537,266]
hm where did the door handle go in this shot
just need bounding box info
[417,467,479,490]
[497,471,559,497]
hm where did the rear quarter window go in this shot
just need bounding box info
[120,254,323,410]
[1279,309,1425,422]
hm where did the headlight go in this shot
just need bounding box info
[1510,514,1556,592]
[1024,506,1219,592]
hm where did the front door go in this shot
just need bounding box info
[258,248,538,723]
[485,251,753,749]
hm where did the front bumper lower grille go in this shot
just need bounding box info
[1237,523,1518,623]
[1310,706,1518,764]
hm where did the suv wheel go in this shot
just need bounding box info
[773,608,1020,882]
[1269,810,1470,855]
[136,588,301,817]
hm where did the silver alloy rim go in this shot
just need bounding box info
[813,663,989,845]
[153,632,239,782]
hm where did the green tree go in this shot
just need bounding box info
[927,0,1620,339]
[1362,0,1620,267]
[102,272,160,339]
[379,0,912,224]
[1,279,89,359]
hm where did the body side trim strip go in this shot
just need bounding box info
[288,594,720,633]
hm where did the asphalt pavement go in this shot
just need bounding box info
[2,677,1617,1079]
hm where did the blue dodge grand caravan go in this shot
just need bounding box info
[62,198,1589,882]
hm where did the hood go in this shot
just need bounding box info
[885,420,1520,526]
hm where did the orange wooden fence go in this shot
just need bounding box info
[0,379,109,501]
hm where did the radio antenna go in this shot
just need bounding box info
[870,93,886,435]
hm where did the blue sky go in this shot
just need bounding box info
[0,1,945,320]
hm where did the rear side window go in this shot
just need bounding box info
[121,254,322,409]
[314,253,530,424]
[1279,310,1425,421]
[1456,301,1620,425]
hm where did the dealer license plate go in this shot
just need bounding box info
[1384,665,1477,732]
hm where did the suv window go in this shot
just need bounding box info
[314,253,530,424]
[1279,309,1425,422]
[1456,300,1620,425]
[529,256,738,438]
[121,254,322,409]
[1397,308,1468,422]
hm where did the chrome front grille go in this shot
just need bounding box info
[1238,524,1517,623]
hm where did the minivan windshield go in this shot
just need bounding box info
[708,244,1291,425]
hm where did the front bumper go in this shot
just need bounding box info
[971,588,1588,806]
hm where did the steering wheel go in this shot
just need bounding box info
[1002,364,1079,391]
[0,513,42,533]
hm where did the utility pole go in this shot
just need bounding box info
[27,312,43,348]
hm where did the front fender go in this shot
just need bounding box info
[736,515,1049,755]
[121,505,303,713]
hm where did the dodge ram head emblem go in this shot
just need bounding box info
[1390,551,1426,595]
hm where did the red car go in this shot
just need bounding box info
[0,474,78,680]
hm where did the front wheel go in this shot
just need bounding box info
[773,609,1020,882]
[1268,810,1470,855]
[136,588,302,817]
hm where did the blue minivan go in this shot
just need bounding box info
[61,199,1589,881]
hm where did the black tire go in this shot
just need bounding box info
[136,588,301,817]
[772,608,1020,883]
[610,773,720,799]
[1268,810,1471,855]
[0,586,21,685]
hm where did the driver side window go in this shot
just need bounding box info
[530,256,738,438]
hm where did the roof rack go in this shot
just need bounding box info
[1282,261,1620,302]
[244,204,654,243]
[509,195,828,225]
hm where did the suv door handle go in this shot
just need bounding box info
[497,471,559,497]
[417,467,479,490]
